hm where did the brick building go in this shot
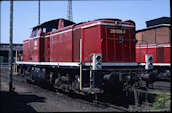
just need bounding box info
[136,17,171,44]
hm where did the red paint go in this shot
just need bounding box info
[101,25,135,62]
[136,44,170,63]
[45,33,50,62]
[50,27,73,62]
[23,18,136,64]
[28,37,44,62]
[164,46,171,63]
[22,39,29,61]
[23,28,45,62]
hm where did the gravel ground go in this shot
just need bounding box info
[0,68,123,112]
[1,67,169,112]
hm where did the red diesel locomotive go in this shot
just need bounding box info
[16,18,156,94]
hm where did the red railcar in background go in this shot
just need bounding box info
[135,17,171,80]
[136,43,171,80]
[136,43,170,64]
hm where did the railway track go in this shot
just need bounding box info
[92,99,128,111]
[56,88,129,112]
[1,69,128,112]
[1,68,170,112]
[1,71,26,84]
[141,81,170,91]
[149,82,170,91]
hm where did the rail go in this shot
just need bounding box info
[0,63,9,67]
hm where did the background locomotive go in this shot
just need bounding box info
[16,18,157,95]
[135,17,171,81]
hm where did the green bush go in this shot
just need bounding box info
[151,91,170,110]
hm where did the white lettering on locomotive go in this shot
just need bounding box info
[34,40,38,50]
[34,40,37,46]
[110,29,126,34]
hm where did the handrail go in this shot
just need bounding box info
[80,39,82,90]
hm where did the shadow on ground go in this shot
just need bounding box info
[0,91,46,112]
[65,89,157,109]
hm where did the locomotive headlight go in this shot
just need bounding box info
[145,54,153,70]
[96,62,102,69]
[148,56,152,61]
[96,55,101,61]
[92,53,102,70]
[115,21,121,27]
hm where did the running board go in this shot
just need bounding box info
[16,61,139,67]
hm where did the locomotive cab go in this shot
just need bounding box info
[23,19,75,62]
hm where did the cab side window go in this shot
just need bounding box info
[31,28,40,38]
[43,28,46,33]
[31,30,36,37]
[42,25,58,33]
[36,28,40,36]
[52,28,57,31]
[64,20,75,27]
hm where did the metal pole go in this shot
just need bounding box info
[0,1,1,43]
[15,50,18,73]
[9,0,13,92]
[38,0,40,25]
[80,39,82,90]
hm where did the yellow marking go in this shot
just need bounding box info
[78,78,80,83]
[2,85,9,88]
[1,83,8,87]
[1,83,8,84]
[1,83,9,88]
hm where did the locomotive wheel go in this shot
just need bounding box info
[55,78,61,88]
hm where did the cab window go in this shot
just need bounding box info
[31,28,40,37]
[42,21,59,33]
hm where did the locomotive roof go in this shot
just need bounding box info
[95,18,122,21]
[32,18,75,29]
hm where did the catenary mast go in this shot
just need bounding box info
[67,0,73,21]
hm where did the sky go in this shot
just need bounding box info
[0,0,170,44]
